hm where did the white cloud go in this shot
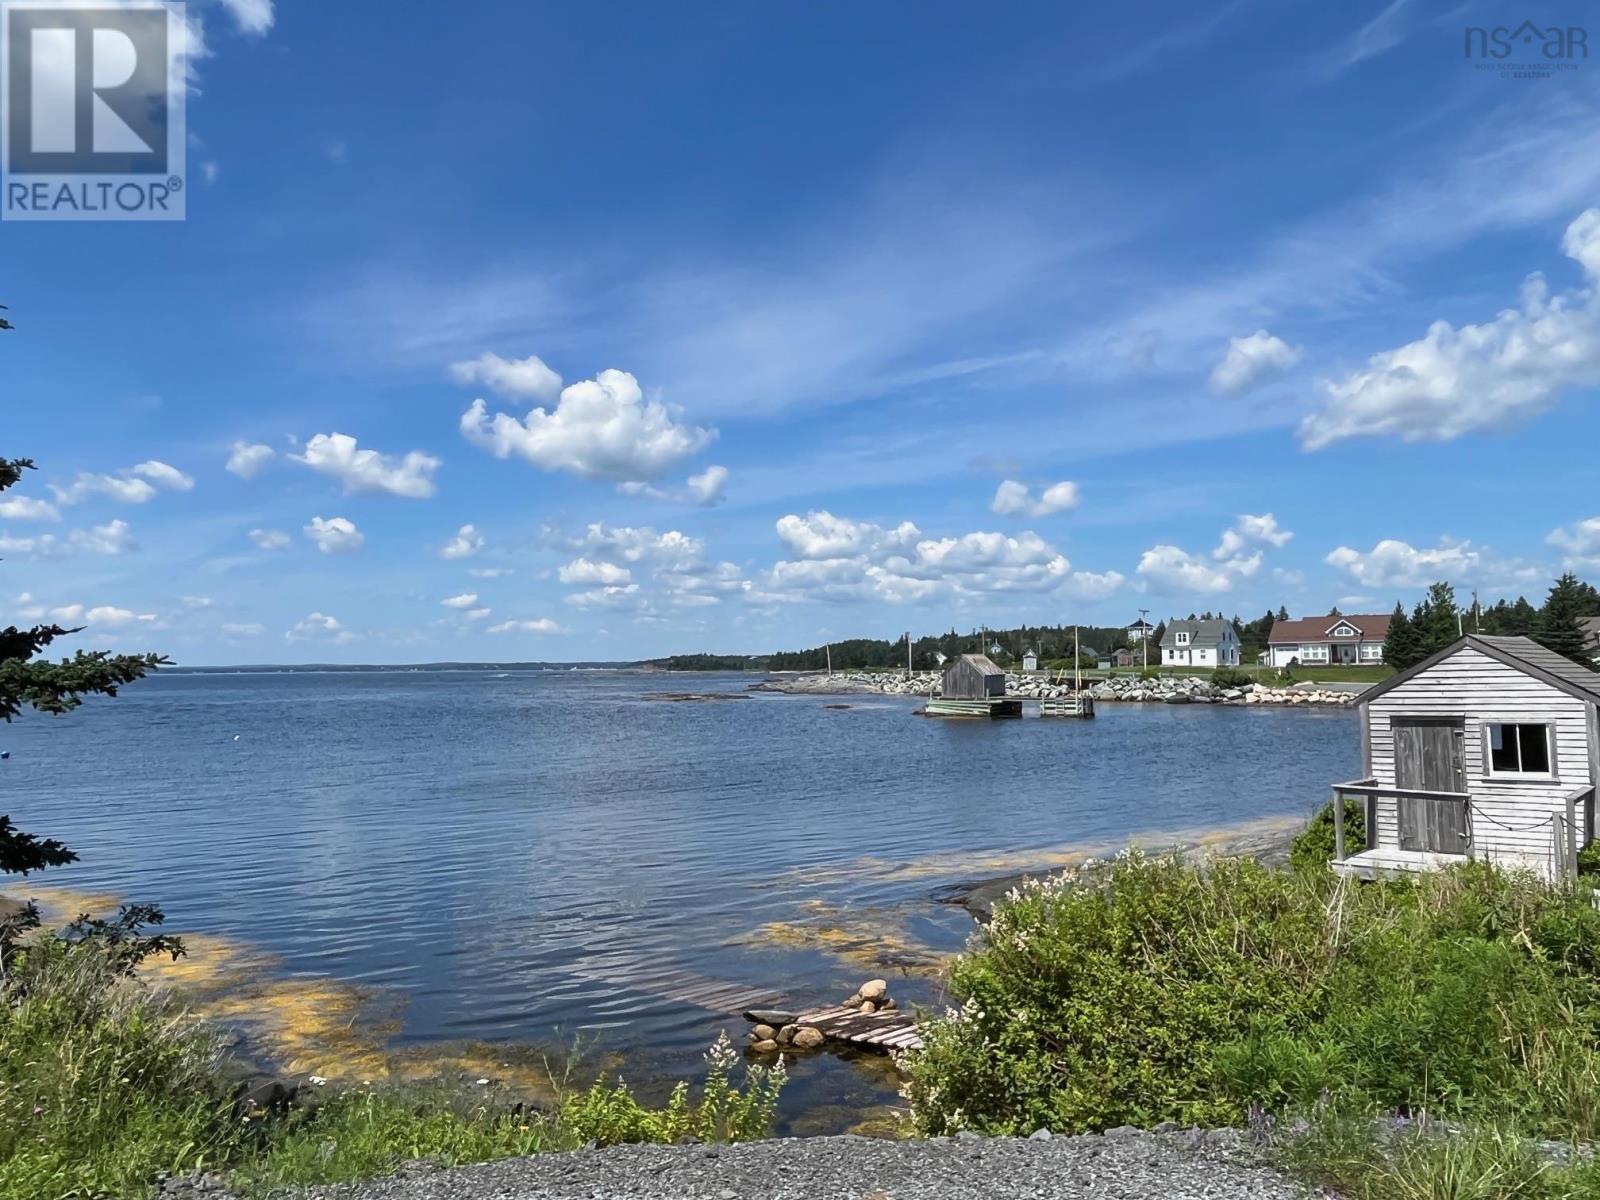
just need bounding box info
[487,617,563,634]
[1548,516,1600,570]
[180,595,214,608]
[760,511,1116,605]
[303,516,364,554]
[440,592,479,609]
[0,495,59,521]
[565,585,643,611]
[249,527,292,551]
[84,605,158,628]
[468,566,513,578]
[686,464,728,506]
[562,522,707,569]
[450,352,562,401]
[440,523,484,560]
[131,460,195,492]
[464,607,491,621]
[0,519,137,558]
[775,511,920,560]
[221,622,265,637]
[1209,330,1302,395]
[1213,513,1293,559]
[293,433,439,499]
[990,479,1079,518]
[217,0,273,35]
[1136,545,1236,593]
[1324,537,1484,588]
[287,612,355,644]
[460,368,714,481]
[558,558,633,586]
[226,441,275,479]
[1137,514,1293,594]
[52,460,192,505]
[1302,208,1600,449]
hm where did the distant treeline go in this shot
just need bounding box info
[766,625,1138,672]
[644,654,768,671]
[1383,574,1598,670]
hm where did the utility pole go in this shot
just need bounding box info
[906,630,912,680]
[1471,589,1481,632]
[1139,607,1150,671]
[825,642,832,677]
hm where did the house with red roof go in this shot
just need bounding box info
[1267,612,1392,668]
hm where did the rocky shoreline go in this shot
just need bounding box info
[754,670,1361,706]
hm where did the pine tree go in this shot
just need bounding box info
[1415,581,1461,660]
[1537,572,1597,666]
[2,457,168,961]
[1277,605,1290,621]
[1382,601,1423,670]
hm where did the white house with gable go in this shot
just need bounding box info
[1159,619,1241,668]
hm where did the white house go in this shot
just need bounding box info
[1127,618,1154,643]
[1330,635,1599,882]
[1159,619,1241,668]
[1267,613,1391,668]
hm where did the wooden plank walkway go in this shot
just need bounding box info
[788,1003,924,1051]
[566,956,924,1053]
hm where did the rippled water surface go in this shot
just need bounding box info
[1,669,1358,1126]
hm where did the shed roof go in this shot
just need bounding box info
[949,653,1003,676]
[1160,619,1233,649]
[1360,634,1600,705]
[1268,613,1392,644]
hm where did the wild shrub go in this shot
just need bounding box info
[1289,799,1367,871]
[1211,667,1254,689]
[902,853,1600,1140]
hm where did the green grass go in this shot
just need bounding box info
[0,941,786,1200]
[1105,664,1394,684]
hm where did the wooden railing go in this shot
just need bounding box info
[1331,778,1597,884]
[1329,778,1471,863]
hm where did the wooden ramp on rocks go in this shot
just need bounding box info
[787,1003,924,1052]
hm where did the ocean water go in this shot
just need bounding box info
[0,669,1359,1128]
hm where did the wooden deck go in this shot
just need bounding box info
[787,1003,924,1051]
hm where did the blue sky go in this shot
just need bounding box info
[4,0,1600,664]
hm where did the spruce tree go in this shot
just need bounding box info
[1416,581,1461,660]
[1537,572,1597,665]
[2,457,168,959]
[1383,601,1422,670]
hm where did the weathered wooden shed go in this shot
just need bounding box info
[1330,634,1599,882]
[942,653,1005,700]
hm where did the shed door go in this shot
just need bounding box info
[1393,719,1468,854]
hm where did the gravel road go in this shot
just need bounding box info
[300,1129,1317,1200]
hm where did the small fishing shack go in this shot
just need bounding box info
[925,653,1019,718]
[1330,634,1599,883]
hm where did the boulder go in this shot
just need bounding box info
[843,993,863,1009]
[744,1009,798,1026]
[791,1026,826,1050]
[750,1024,776,1041]
[749,1039,778,1053]
[776,1024,798,1045]
[859,979,889,1002]
[859,1000,877,1015]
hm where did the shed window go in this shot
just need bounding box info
[1487,723,1552,775]
[1175,632,1189,645]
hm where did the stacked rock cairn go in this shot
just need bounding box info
[746,978,896,1053]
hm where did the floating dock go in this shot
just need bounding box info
[1040,695,1095,718]
[922,698,1024,718]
